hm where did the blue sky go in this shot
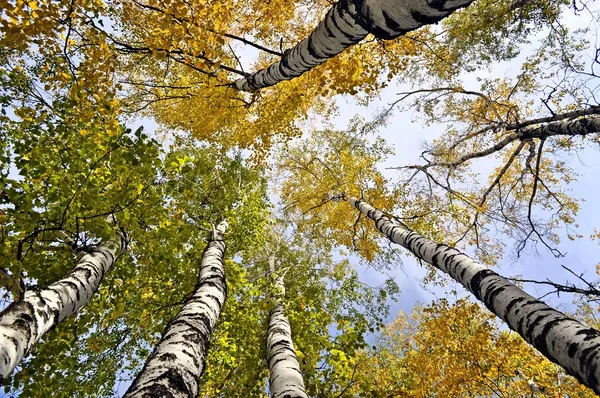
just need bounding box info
[121,0,600,356]
[328,6,600,322]
[3,3,599,396]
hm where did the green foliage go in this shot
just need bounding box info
[0,0,597,396]
[195,232,399,397]
[0,70,270,394]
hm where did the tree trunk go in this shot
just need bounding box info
[124,221,228,398]
[0,234,128,380]
[435,116,600,168]
[267,256,308,398]
[234,0,474,91]
[335,194,600,393]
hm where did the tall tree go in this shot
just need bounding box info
[266,253,308,398]
[1,0,568,152]
[191,226,397,397]
[382,6,600,261]
[233,0,475,91]
[0,229,128,379]
[2,138,268,396]
[124,220,229,398]
[277,116,401,265]
[332,193,600,393]
[2,0,597,395]
[386,46,600,260]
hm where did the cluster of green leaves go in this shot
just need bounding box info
[3,134,273,395]
[195,231,399,397]
[0,46,273,395]
[0,49,400,397]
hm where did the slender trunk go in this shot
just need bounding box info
[234,0,474,91]
[0,234,128,379]
[335,194,600,393]
[124,221,228,398]
[267,256,307,398]
[429,116,600,169]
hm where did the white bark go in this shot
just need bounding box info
[0,234,128,379]
[337,195,600,393]
[234,0,474,91]
[267,256,308,398]
[124,221,228,398]
[431,116,600,169]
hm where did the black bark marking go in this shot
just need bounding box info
[482,280,506,309]
[332,5,360,42]
[531,317,563,362]
[349,195,600,393]
[581,345,600,388]
[525,308,556,336]
[568,342,580,358]
[157,368,191,396]
[467,269,496,301]
[427,0,448,9]
[505,297,527,318]
[158,352,178,362]
[411,9,444,25]
[57,280,82,302]
[140,384,175,398]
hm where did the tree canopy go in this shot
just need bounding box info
[1,0,600,396]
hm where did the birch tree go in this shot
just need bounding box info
[1,138,268,395]
[124,220,229,398]
[266,255,308,398]
[191,227,398,397]
[394,113,600,263]
[332,193,600,393]
[0,231,128,379]
[1,0,570,152]
[278,93,599,274]
[0,77,166,389]
[277,116,401,265]
[233,0,475,91]
[380,5,600,260]
[386,52,600,261]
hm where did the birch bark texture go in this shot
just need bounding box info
[266,256,308,398]
[0,234,128,379]
[234,0,474,91]
[334,194,600,393]
[435,116,600,169]
[124,221,228,398]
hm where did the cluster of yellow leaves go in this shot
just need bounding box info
[352,298,596,397]
[277,117,399,263]
[1,0,123,146]
[6,0,475,157]
[402,0,569,82]
[2,0,577,168]
[147,73,332,159]
[0,0,68,50]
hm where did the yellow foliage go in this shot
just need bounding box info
[352,298,596,397]
[277,117,398,263]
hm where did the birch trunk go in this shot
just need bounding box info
[0,234,128,379]
[267,256,308,398]
[335,194,600,393]
[433,116,600,169]
[124,221,228,398]
[234,0,474,91]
